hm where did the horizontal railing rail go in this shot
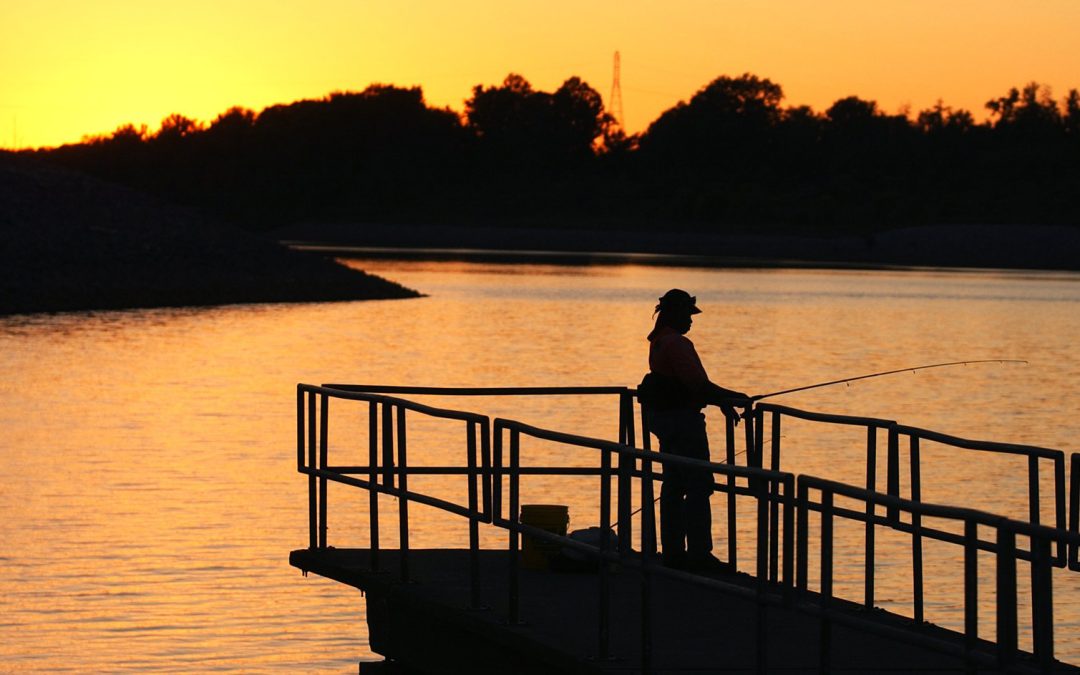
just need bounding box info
[322,384,631,396]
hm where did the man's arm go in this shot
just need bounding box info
[703,381,749,405]
[703,381,750,426]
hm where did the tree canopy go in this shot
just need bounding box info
[34,73,1080,232]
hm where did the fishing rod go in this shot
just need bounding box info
[749,359,1027,402]
[614,359,1026,527]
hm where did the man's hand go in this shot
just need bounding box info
[720,403,742,427]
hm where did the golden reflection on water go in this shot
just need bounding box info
[2,261,1079,670]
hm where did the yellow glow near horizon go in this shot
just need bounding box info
[3,0,1080,149]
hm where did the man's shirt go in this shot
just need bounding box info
[648,325,708,391]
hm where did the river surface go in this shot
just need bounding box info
[2,259,1079,671]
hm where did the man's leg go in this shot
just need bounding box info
[681,413,715,558]
[659,476,687,567]
[652,410,690,567]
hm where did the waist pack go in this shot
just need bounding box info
[637,372,703,411]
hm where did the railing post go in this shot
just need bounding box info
[382,403,395,490]
[397,406,409,581]
[641,449,656,675]
[769,411,781,583]
[1071,454,1080,571]
[887,426,900,522]
[755,469,769,584]
[910,435,923,624]
[755,470,769,675]
[1028,454,1041,527]
[480,422,492,524]
[296,386,304,472]
[819,489,834,675]
[493,425,503,525]
[796,480,809,592]
[639,402,658,582]
[617,392,634,555]
[296,386,307,541]
[319,393,329,549]
[864,425,877,609]
[782,475,794,603]
[1055,453,1068,565]
[964,519,978,672]
[598,445,612,660]
[744,404,758,469]
[996,524,1018,668]
[745,406,760,576]
[726,413,738,569]
[308,391,317,550]
[369,400,380,572]
[508,429,521,625]
[467,421,481,609]
[1031,532,1055,670]
[640,402,652,451]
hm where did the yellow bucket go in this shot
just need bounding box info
[520,504,569,569]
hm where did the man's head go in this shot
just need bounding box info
[655,288,701,334]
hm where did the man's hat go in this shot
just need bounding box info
[656,288,701,315]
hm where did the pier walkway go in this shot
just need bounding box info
[289,384,1080,674]
[292,547,1044,673]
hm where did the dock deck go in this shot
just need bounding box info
[291,547,1072,674]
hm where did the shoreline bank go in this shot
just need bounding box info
[276,221,1080,273]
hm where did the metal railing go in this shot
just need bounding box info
[321,384,764,565]
[492,416,795,672]
[797,475,1077,672]
[294,383,1080,673]
[296,384,492,606]
[752,403,1071,615]
[493,415,1080,674]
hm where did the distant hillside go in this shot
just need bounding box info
[0,153,420,316]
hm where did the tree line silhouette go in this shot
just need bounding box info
[31,73,1080,234]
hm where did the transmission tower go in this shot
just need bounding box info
[609,51,624,129]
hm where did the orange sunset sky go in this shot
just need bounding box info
[3,0,1079,150]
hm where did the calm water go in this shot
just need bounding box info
[2,260,1079,671]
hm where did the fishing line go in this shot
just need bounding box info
[750,359,1028,402]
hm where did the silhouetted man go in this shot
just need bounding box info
[643,289,747,572]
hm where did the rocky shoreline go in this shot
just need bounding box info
[0,154,420,317]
